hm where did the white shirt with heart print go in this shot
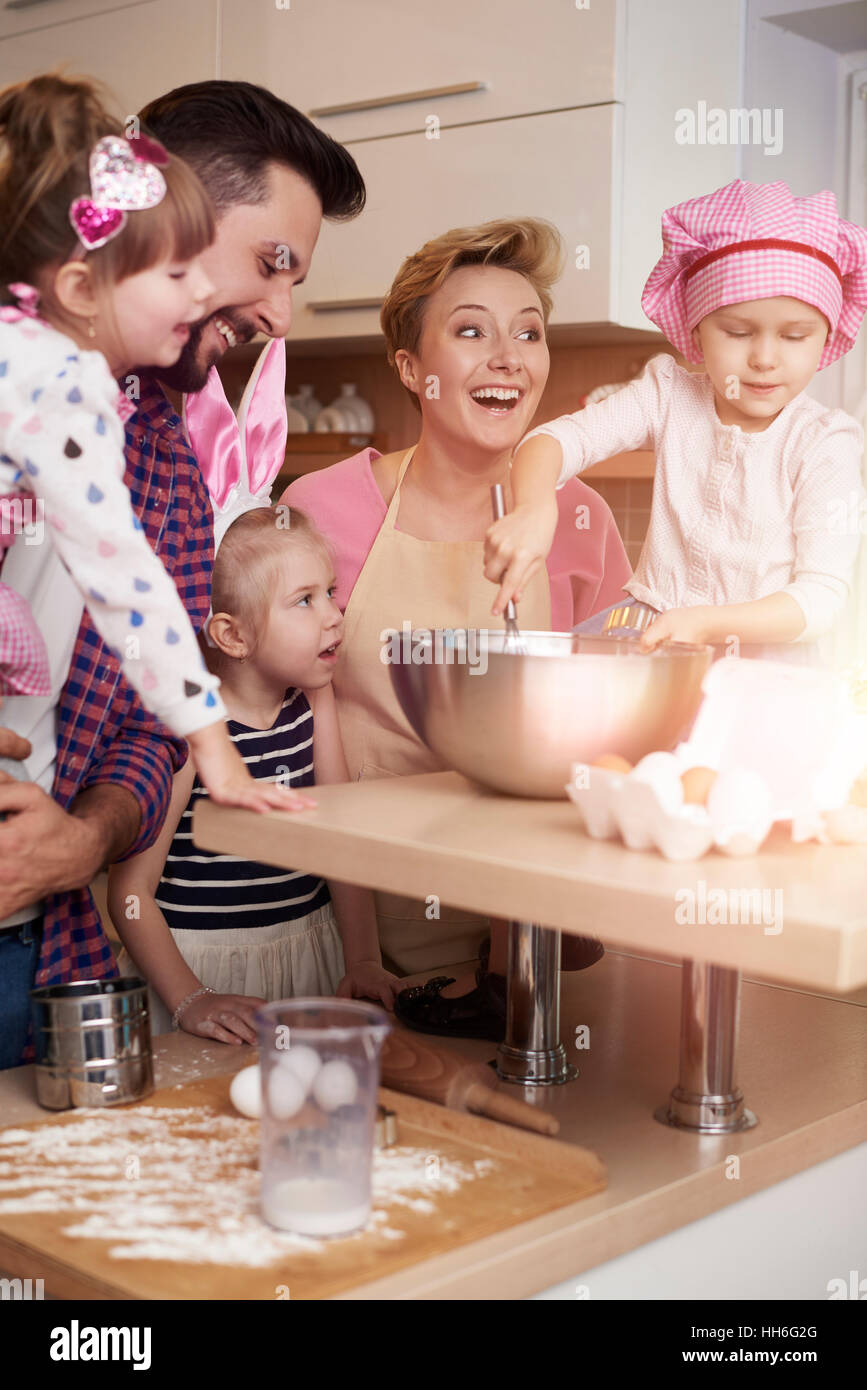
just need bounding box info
[0,312,224,737]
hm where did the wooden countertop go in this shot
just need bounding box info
[2,952,865,1299]
[195,772,867,993]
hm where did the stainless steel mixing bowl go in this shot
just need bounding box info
[389,630,712,798]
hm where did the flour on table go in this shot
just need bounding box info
[0,1107,498,1266]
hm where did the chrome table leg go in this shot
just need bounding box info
[496,920,577,1085]
[655,959,757,1132]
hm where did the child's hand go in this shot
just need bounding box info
[177,990,265,1044]
[336,960,401,1012]
[0,711,30,765]
[640,606,713,651]
[188,723,317,814]
[483,498,558,616]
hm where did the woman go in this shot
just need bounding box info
[282,218,631,1038]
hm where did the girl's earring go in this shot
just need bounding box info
[87,317,96,339]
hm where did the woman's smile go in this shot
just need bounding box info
[468,383,525,414]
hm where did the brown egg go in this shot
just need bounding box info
[681,766,718,805]
[848,774,867,809]
[592,753,633,774]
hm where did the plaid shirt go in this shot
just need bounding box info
[34,378,214,987]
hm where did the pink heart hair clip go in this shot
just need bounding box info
[69,135,168,252]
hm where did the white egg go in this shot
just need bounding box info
[629,752,684,815]
[268,1067,306,1120]
[822,805,867,845]
[229,1064,262,1119]
[312,1059,358,1112]
[708,767,773,854]
[277,1044,321,1095]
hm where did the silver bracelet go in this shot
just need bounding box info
[172,985,214,1030]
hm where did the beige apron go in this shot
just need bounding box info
[335,446,551,974]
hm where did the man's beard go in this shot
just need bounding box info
[154,311,255,393]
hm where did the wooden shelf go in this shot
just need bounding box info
[284,431,387,456]
[275,432,389,488]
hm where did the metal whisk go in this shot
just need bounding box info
[490,483,527,655]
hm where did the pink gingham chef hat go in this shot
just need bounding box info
[641,180,867,369]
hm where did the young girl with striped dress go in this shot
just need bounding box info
[109,503,399,1038]
[109,340,397,1040]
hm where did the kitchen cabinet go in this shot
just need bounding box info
[0,0,218,114]
[288,105,621,342]
[0,0,151,41]
[220,0,622,144]
[220,0,748,342]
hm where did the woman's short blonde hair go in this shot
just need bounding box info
[380,217,564,410]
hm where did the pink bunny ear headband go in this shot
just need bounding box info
[183,337,289,645]
[68,133,169,253]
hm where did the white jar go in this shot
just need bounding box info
[288,384,321,428]
[314,405,356,432]
[324,383,375,433]
[284,399,309,433]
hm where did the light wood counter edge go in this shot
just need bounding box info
[333,1103,867,1300]
[194,793,867,993]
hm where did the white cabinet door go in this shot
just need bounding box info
[0,0,218,114]
[221,0,620,142]
[290,105,621,343]
[0,0,151,41]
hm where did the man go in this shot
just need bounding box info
[0,81,365,1065]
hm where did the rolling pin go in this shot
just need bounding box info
[381,1031,559,1136]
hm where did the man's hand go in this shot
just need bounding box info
[0,726,31,763]
[0,780,140,918]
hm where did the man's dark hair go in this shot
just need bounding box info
[139,79,365,219]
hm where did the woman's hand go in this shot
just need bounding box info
[177,990,265,1044]
[336,960,401,1011]
[640,606,713,651]
[188,723,317,813]
[483,498,558,615]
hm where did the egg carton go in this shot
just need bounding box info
[567,761,769,860]
[566,658,867,862]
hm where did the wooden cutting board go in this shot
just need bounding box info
[0,1074,605,1300]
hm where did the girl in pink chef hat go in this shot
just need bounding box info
[484,180,867,658]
